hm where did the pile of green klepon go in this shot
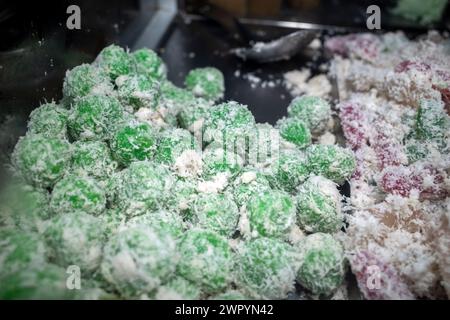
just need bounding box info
[0,44,356,300]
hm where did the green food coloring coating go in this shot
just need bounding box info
[117,74,160,110]
[277,117,312,149]
[415,99,449,142]
[177,98,212,133]
[287,96,331,134]
[50,174,106,216]
[95,44,133,81]
[71,140,118,180]
[155,277,201,300]
[68,94,124,141]
[160,80,197,114]
[202,147,244,178]
[177,229,233,294]
[115,161,174,217]
[190,192,239,237]
[246,189,296,238]
[126,210,185,239]
[231,170,272,208]
[154,128,199,164]
[27,102,68,138]
[185,67,225,101]
[296,233,345,296]
[110,119,158,166]
[236,237,297,299]
[296,175,343,233]
[165,178,198,213]
[12,134,72,188]
[62,64,113,105]
[305,144,356,184]
[131,48,166,80]
[101,226,177,298]
[44,212,105,272]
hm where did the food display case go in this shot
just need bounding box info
[0,0,449,301]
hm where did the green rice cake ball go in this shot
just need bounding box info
[101,226,177,298]
[277,117,312,149]
[12,134,72,188]
[132,48,166,80]
[0,181,51,232]
[160,80,197,114]
[177,229,233,294]
[50,174,106,216]
[202,147,244,179]
[95,44,133,81]
[116,74,160,110]
[126,210,185,240]
[165,178,198,213]
[154,128,199,165]
[415,99,449,142]
[267,149,310,193]
[178,97,212,133]
[71,140,118,180]
[231,170,272,208]
[296,233,345,296]
[246,123,282,168]
[27,102,68,138]
[203,101,255,145]
[210,290,249,300]
[0,263,74,300]
[62,64,113,105]
[296,176,343,233]
[110,119,158,166]
[155,277,201,300]
[185,67,225,102]
[246,190,296,239]
[189,193,239,237]
[115,161,174,217]
[100,207,127,239]
[305,144,356,184]
[236,237,297,299]
[44,212,105,272]
[68,94,124,141]
[287,96,331,134]
[0,229,47,277]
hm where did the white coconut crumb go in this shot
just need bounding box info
[308,38,322,50]
[283,69,332,97]
[197,172,229,193]
[241,171,257,184]
[288,224,305,244]
[237,205,251,238]
[173,150,203,178]
[135,107,168,129]
[318,131,336,145]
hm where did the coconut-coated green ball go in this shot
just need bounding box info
[116,74,160,110]
[0,263,74,300]
[305,144,356,184]
[236,237,297,299]
[62,64,113,106]
[131,48,166,80]
[296,175,343,233]
[189,193,239,237]
[155,277,201,300]
[27,102,68,138]
[95,44,133,81]
[231,170,272,208]
[165,178,198,213]
[160,80,197,114]
[287,96,331,134]
[70,141,118,180]
[115,161,174,217]
[296,233,345,296]
[277,117,312,149]
[0,180,51,232]
[246,123,282,168]
[415,99,449,141]
[203,101,255,145]
[185,67,225,102]
[12,134,72,188]
[68,94,124,141]
[202,147,244,179]
[178,97,212,133]
[101,226,178,298]
[50,174,106,216]
[210,290,249,300]
[0,229,47,278]
[177,229,233,294]
[266,149,310,193]
[246,189,296,239]
[44,212,105,272]
[99,207,127,239]
[154,128,199,165]
[126,210,185,240]
[110,119,158,166]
